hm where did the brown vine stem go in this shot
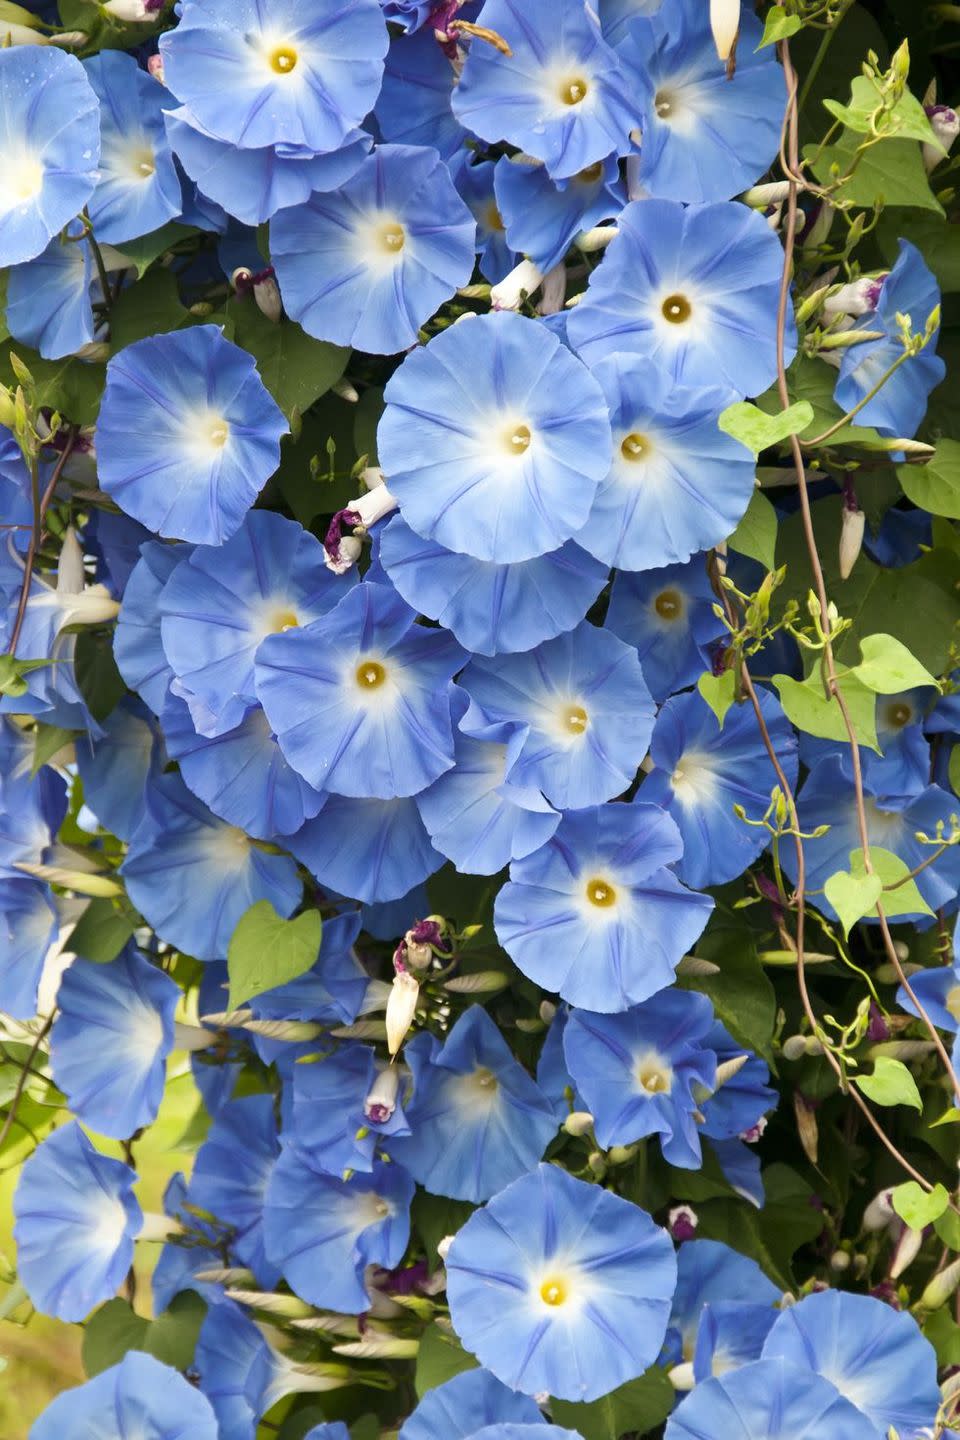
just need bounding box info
[8,433,76,658]
[775,30,960,1105]
[0,1017,53,1155]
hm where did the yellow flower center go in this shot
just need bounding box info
[946,984,960,1021]
[485,202,505,232]
[559,76,589,105]
[269,45,298,74]
[637,1063,670,1094]
[662,293,692,325]
[356,661,387,690]
[5,154,44,205]
[654,588,683,621]
[576,161,604,184]
[378,222,406,254]
[207,419,230,449]
[269,608,299,633]
[502,423,532,457]
[620,432,649,463]
[130,145,156,180]
[654,90,675,119]
[885,701,913,728]
[585,877,616,908]
[539,1276,569,1306]
[563,704,589,735]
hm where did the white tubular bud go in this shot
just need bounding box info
[173,1021,216,1052]
[538,999,557,1025]
[924,106,959,172]
[364,1064,400,1124]
[333,1337,420,1360]
[712,1053,750,1092]
[709,0,739,60]
[863,1188,896,1232]
[889,1222,925,1280]
[830,1250,851,1273]
[353,481,398,529]
[102,0,155,18]
[50,30,88,46]
[839,507,866,580]
[823,277,884,318]
[537,261,567,317]
[437,1234,455,1262]
[802,200,835,252]
[226,1289,313,1318]
[1,22,46,43]
[669,1363,696,1392]
[491,258,544,311]
[741,181,792,207]
[57,526,86,596]
[793,1091,819,1165]
[576,224,618,252]
[386,971,420,1057]
[332,378,360,403]
[781,1034,808,1061]
[324,535,362,575]
[921,1255,960,1310]
[137,1212,182,1243]
[563,1111,595,1137]
[253,274,283,323]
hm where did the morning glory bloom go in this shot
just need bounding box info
[605,560,727,702]
[122,772,302,961]
[114,540,192,715]
[257,582,466,799]
[0,878,59,1019]
[896,953,960,1070]
[452,0,638,181]
[459,159,518,283]
[0,760,66,881]
[287,793,445,903]
[762,1289,942,1439]
[75,697,158,841]
[495,802,714,1012]
[619,0,786,203]
[83,52,181,244]
[574,355,755,571]
[0,47,100,267]
[5,231,96,360]
[290,1042,411,1175]
[665,1358,878,1440]
[264,1151,415,1312]
[459,621,654,810]
[50,946,178,1140]
[249,911,367,1028]
[693,1302,779,1382]
[159,510,352,737]
[781,756,960,920]
[699,1021,777,1146]
[446,1163,676,1400]
[374,27,469,171]
[380,516,609,658]
[562,990,717,1164]
[835,239,946,438]
[379,312,612,563]
[494,155,624,274]
[271,145,475,355]
[389,1005,558,1201]
[400,1370,545,1440]
[29,1352,219,1440]
[668,1239,780,1366]
[188,1094,281,1285]
[13,1123,141,1321]
[598,0,663,49]
[159,0,388,154]
[801,686,934,807]
[195,1303,331,1440]
[165,109,371,227]
[96,326,287,545]
[567,198,794,396]
[641,688,798,889]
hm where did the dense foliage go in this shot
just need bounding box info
[1,0,959,1437]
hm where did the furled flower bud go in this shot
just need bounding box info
[668,1205,699,1241]
[889,1222,925,1280]
[839,506,866,580]
[102,0,164,18]
[920,1255,960,1310]
[709,0,739,61]
[253,273,283,324]
[364,1064,401,1125]
[537,261,567,317]
[923,105,959,172]
[437,1234,455,1262]
[491,258,544,311]
[57,526,86,596]
[324,534,362,576]
[386,971,420,1057]
[863,1188,896,1232]
[823,275,887,318]
[562,1111,595,1137]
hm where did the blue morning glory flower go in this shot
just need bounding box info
[494,155,624,275]
[96,325,288,545]
[271,144,476,355]
[122,772,302,961]
[0,878,59,1020]
[152,1172,230,1316]
[699,1022,777,1146]
[287,793,445,903]
[380,516,609,658]
[5,231,96,360]
[83,52,182,245]
[75,697,158,842]
[562,990,717,1163]
[29,1352,219,1440]
[446,1163,676,1400]
[249,911,367,1028]
[13,1122,141,1321]
[264,1151,414,1312]
[605,560,727,703]
[0,756,65,881]
[641,687,798,889]
[451,0,638,181]
[598,0,662,49]
[416,705,560,875]
[50,946,178,1140]
[159,0,388,154]
[567,199,795,397]
[459,620,655,810]
[389,1005,558,1201]
[693,1301,778,1383]
[195,1302,319,1440]
[781,756,960,920]
[668,1238,780,1366]
[761,1289,942,1439]
[257,582,466,799]
[166,108,371,227]
[187,1094,281,1286]
[896,953,960,1070]
[665,1358,878,1440]
[494,802,714,1012]
[0,47,100,268]
[835,239,946,438]
[459,159,519,283]
[619,0,786,203]
[114,540,192,715]
[800,686,934,808]
[374,27,470,173]
[574,355,755,571]
[399,1368,545,1440]
[289,1042,411,1175]
[158,509,352,737]
[378,312,612,563]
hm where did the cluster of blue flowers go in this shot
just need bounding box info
[1,0,958,1437]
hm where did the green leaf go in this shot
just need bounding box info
[850,846,934,921]
[949,744,960,798]
[772,671,880,750]
[684,918,777,1064]
[851,633,939,694]
[697,669,736,728]
[935,1206,960,1251]
[111,222,197,278]
[227,299,348,420]
[110,269,191,351]
[931,1105,960,1128]
[756,353,884,451]
[757,8,802,46]
[727,489,778,570]
[551,1369,675,1440]
[0,340,105,426]
[806,131,943,214]
[353,386,385,466]
[854,1055,923,1111]
[82,1293,206,1378]
[823,77,942,149]
[719,400,814,456]
[75,629,127,724]
[891,1180,950,1230]
[823,868,883,936]
[923,1305,960,1367]
[227,900,321,1010]
[899,441,960,518]
[31,723,75,775]
[414,1323,477,1398]
[877,211,960,294]
[411,1192,474,1274]
[68,898,137,964]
